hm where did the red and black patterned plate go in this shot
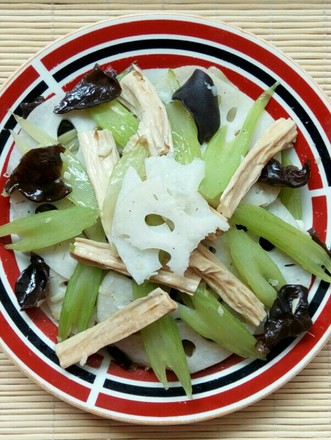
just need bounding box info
[0,14,330,424]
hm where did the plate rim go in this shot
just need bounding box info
[0,12,330,425]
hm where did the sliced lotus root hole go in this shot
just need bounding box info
[182,339,196,357]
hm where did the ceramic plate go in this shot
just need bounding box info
[0,14,330,425]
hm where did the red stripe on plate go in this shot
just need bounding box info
[40,19,331,141]
[95,308,331,419]
[25,308,59,344]
[311,196,327,241]
[0,311,91,402]
[57,50,323,192]
[0,66,39,121]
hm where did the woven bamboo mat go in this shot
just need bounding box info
[0,1,330,439]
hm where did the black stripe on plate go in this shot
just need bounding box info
[53,39,275,86]
[102,278,329,397]
[309,280,330,316]
[102,338,291,398]
[52,38,331,185]
[0,80,49,154]
[0,279,96,384]
[0,41,329,396]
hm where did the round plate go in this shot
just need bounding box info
[0,14,330,425]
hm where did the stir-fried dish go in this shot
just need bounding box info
[1,62,330,398]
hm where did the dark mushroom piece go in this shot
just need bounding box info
[54,64,121,114]
[5,144,72,203]
[172,69,220,144]
[256,284,312,356]
[20,96,45,119]
[259,158,310,188]
[15,253,50,309]
[308,227,331,258]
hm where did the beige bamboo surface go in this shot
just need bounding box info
[0,1,330,439]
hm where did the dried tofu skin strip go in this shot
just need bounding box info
[71,237,200,295]
[217,118,297,218]
[55,288,177,369]
[190,244,266,326]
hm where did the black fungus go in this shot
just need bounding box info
[172,69,220,144]
[259,158,310,188]
[15,253,50,310]
[5,144,72,203]
[54,64,121,114]
[107,345,133,370]
[257,284,312,353]
[20,96,45,119]
[308,227,331,258]
[57,119,76,137]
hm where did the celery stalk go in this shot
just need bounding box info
[58,128,79,152]
[227,228,286,307]
[61,150,98,210]
[87,100,138,149]
[200,83,278,206]
[155,69,201,164]
[13,114,57,146]
[0,206,98,252]
[102,142,148,240]
[9,130,31,154]
[279,150,303,220]
[132,281,192,397]
[58,262,103,341]
[231,203,331,282]
[178,287,262,359]
[167,101,202,164]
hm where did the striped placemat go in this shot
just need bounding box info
[0,1,330,439]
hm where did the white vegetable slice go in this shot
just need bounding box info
[45,270,68,321]
[11,94,96,157]
[36,240,77,280]
[242,181,280,207]
[55,288,177,369]
[113,319,231,374]
[111,156,229,284]
[96,271,133,322]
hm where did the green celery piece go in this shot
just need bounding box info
[9,130,31,154]
[58,128,79,153]
[227,228,286,307]
[13,114,57,146]
[87,100,138,149]
[231,203,331,283]
[167,100,202,164]
[279,185,302,220]
[102,142,148,240]
[279,150,303,220]
[155,69,201,164]
[178,287,262,359]
[84,218,107,243]
[199,83,278,206]
[61,150,98,210]
[58,262,103,341]
[132,281,192,397]
[0,206,98,252]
